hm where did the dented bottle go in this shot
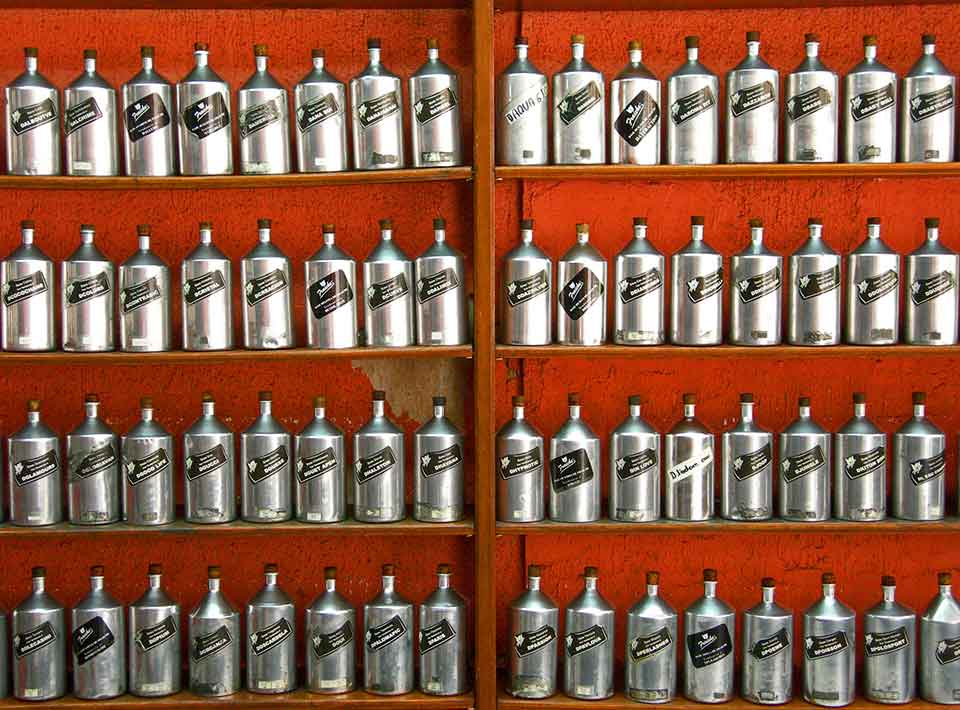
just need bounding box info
[803,572,855,707]
[501,219,552,346]
[410,39,462,168]
[497,37,548,166]
[354,390,405,523]
[12,567,66,701]
[864,575,916,704]
[364,564,414,695]
[241,391,292,523]
[246,564,296,694]
[68,394,120,525]
[184,392,236,524]
[305,566,355,694]
[834,391,886,521]
[742,578,793,704]
[419,564,468,696]
[721,393,773,521]
[72,565,126,700]
[564,567,614,700]
[625,571,677,703]
[351,39,404,170]
[238,44,291,175]
[128,564,180,697]
[893,391,945,521]
[497,395,545,523]
[189,566,241,697]
[2,220,55,352]
[671,216,723,345]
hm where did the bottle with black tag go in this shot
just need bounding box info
[5,47,60,176]
[788,218,841,346]
[64,49,118,176]
[834,391,886,521]
[295,395,346,523]
[129,564,180,697]
[364,219,415,347]
[729,218,782,346]
[564,566,614,700]
[920,572,960,703]
[497,395,545,523]
[665,393,715,521]
[415,217,469,345]
[904,217,959,345]
[509,565,558,699]
[119,225,171,352]
[183,221,233,351]
[9,398,62,526]
[609,394,660,522]
[785,34,839,163]
[803,572,855,707]
[176,43,233,176]
[414,395,464,522]
[557,223,606,345]
[62,224,115,352]
[846,217,900,345]
[614,217,664,345]
[305,224,358,349]
[364,564,414,695]
[295,49,348,173]
[242,219,294,350]
[238,45,291,175]
[122,397,174,526]
[72,565,125,700]
[501,219,552,345]
[893,391,945,521]
[553,34,605,164]
[610,41,660,165]
[68,393,120,526]
[844,36,897,163]
[2,220,55,352]
[246,563,296,694]
[184,392,236,524]
[684,569,735,703]
[189,566,240,697]
[721,393,773,520]
[779,396,831,522]
[12,567,66,701]
[549,392,600,522]
[671,216,723,345]
[667,36,719,165]
[726,31,778,164]
[305,566,355,694]
[902,34,956,163]
[241,391,292,523]
[410,39,462,168]
[121,46,176,176]
[742,578,792,704]
[420,564,468,696]
[625,571,677,703]
[350,38,405,170]
[864,575,916,704]
[354,390,405,523]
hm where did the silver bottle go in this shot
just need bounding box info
[238,45,291,175]
[184,392,236,524]
[835,392,886,521]
[553,34,605,165]
[726,32,779,163]
[901,35,955,163]
[72,565,125,700]
[189,566,241,697]
[665,393,714,521]
[6,48,60,176]
[625,571,677,703]
[846,217,900,345]
[721,393,773,520]
[351,39,404,170]
[414,396,464,522]
[614,217,665,345]
[62,224,115,352]
[557,223,606,345]
[354,390,405,523]
[920,572,960,704]
[898,393,942,522]
[129,564,180,697]
[497,395,545,523]
[2,220,55,351]
[305,567,355,694]
[122,397,174,526]
[12,567,66,701]
[779,396,831,521]
[565,567,614,700]
[0,608,7,698]
[410,39,462,168]
[246,564,296,694]
[668,36,719,165]
[671,216,723,345]
[306,224,358,349]
[497,37,548,166]
[844,36,897,163]
[864,575,916,704]
[501,219,552,345]
[183,221,233,351]
[610,395,660,522]
[730,219,782,346]
[119,225,172,352]
[177,43,233,176]
[804,573,855,707]
[294,50,348,173]
[904,217,959,345]
[364,219,415,347]
[742,578,793,704]
[242,219,293,349]
[684,569,735,703]
[121,46,176,176]
[295,396,346,523]
[785,34,839,163]
[549,392,600,523]
[9,399,61,526]
[364,564,414,695]
[420,564,468,696]
[64,49,119,176]
[610,41,661,165]
[67,394,120,526]
[241,391,292,523]
[788,218,841,346]
[416,218,469,345]
[509,565,558,698]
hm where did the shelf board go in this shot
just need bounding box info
[496,344,960,360]
[494,0,954,13]
[7,0,466,6]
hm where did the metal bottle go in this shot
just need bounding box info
[564,567,614,700]
[501,219,552,345]
[788,218,841,346]
[410,39,462,168]
[0,605,7,698]
[894,391,945,521]
[12,567,66,701]
[183,221,233,351]
[67,394,120,525]
[122,397,174,526]
[864,576,916,704]
[177,43,233,176]
[671,216,723,345]
[420,564,468,696]
[726,32,778,164]
[609,395,660,522]
[364,564,414,695]
[416,218,469,345]
[364,219,415,347]
[2,220,55,351]
[72,565,126,700]
[246,564,296,694]
[834,392,886,521]
[351,38,404,170]
[64,49,119,176]
[9,399,61,526]
[614,217,665,345]
[844,36,897,163]
[354,390,405,523]
[189,566,241,697]
[62,224,115,352]
[184,392,236,524]
[553,34,605,165]
[785,34,839,163]
[684,569,735,703]
[241,391,292,523]
[779,396,831,521]
[742,578,793,704]
[306,224,358,349]
[497,37,548,166]
[509,565,558,698]
[305,566,355,694]
[901,35,956,163]
[497,395,545,523]
[920,571,960,704]
[549,392,600,522]
[667,36,719,165]
[295,396,347,523]
[625,571,677,703]
[414,396,464,522]
[294,50,348,173]
[238,45,291,175]
[730,219,782,345]
[557,223,606,345]
[721,393,773,520]
[242,219,294,349]
[664,393,714,521]
[6,47,60,176]
[128,564,180,697]
[846,217,900,345]
[119,225,171,352]
[121,46,176,176]
[610,41,661,165]
[804,573,856,707]
[904,217,959,345]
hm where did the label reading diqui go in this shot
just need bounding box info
[297,93,340,132]
[856,269,899,304]
[506,270,549,306]
[182,93,230,140]
[250,618,293,656]
[619,268,662,303]
[73,443,117,480]
[136,616,178,652]
[357,91,401,129]
[730,81,776,116]
[559,267,603,320]
[557,82,602,126]
[864,627,909,656]
[843,446,885,480]
[367,273,408,310]
[120,276,162,313]
[239,97,283,139]
[355,446,396,484]
[629,627,672,662]
[65,96,103,135]
[750,628,790,660]
[787,87,832,121]
[124,448,170,486]
[183,270,225,305]
[245,269,288,306]
[4,271,48,306]
[614,91,659,146]
[312,621,352,658]
[308,270,353,319]
[10,98,57,136]
[185,444,228,481]
[615,448,658,481]
[498,448,541,479]
[13,449,59,487]
[418,268,459,303]
[798,265,840,300]
[566,624,607,656]
[297,447,338,483]
[850,83,895,121]
[193,625,232,662]
[366,615,406,651]
[912,271,956,304]
[72,616,115,665]
[420,444,462,478]
[419,619,457,654]
[124,93,170,142]
[66,272,110,305]
[781,445,825,483]
[515,625,557,657]
[246,446,288,484]
[686,624,733,668]
[14,621,57,658]
[737,266,780,303]
[732,443,772,481]
[910,450,946,485]
[910,85,954,122]
[415,88,458,124]
[805,630,849,660]
[671,86,716,125]
[686,268,723,302]
[550,448,594,492]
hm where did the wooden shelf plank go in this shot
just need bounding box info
[8,0,466,6]
[496,0,952,9]
[496,344,960,360]
[497,517,960,535]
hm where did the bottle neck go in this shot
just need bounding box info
[434,228,445,243]
[33,577,45,593]
[520,228,533,245]
[91,576,104,592]
[428,48,439,61]
[927,226,939,242]
[139,235,150,251]
[854,403,866,418]
[149,574,162,590]
[258,228,270,244]
[924,43,936,56]
[264,572,278,587]
[27,411,40,425]
[326,578,336,592]
[806,41,819,58]
[584,576,598,591]
[142,57,154,72]
[255,55,268,72]
[576,232,588,245]
[568,404,581,420]
[691,225,704,242]
[747,40,760,57]
[628,48,642,64]
[809,224,823,240]
[195,50,209,68]
[438,573,451,590]
[25,56,38,73]
[513,405,525,420]
[260,400,272,416]
[81,230,95,245]
[142,406,153,422]
[84,57,96,74]
[382,575,395,593]
[434,403,445,418]
[741,402,754,423]
[687,47,698,62]
[633,225,647,240]
[704,580,717,598]
[799,405,811,419]
[646,583,658,597]
[941,583,953,597]
[22,227,34,245]
[86,402,99,419]
[381,228,393,242]
[313,56,324,71]
[883,585,896,603]
[372,400,385,417]
[202,401,215,417]
[867,223,881,240]
[751,227,763,246]
[823,583,836,598]
[199,228,212,245]
[516,45,528,60]
[915,403,925,418]
[865,45,878,60]
[315,405,326,420]
[629,404,641,418]
[571,43,584,60]
[528,576,541,591]
[323,231,335,246]
[208,577,221,593]
[368,48,381,66]
[762,586,775,603]
[684,403,695,418]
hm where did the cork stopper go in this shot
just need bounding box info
[576,223,589,234]
[633,217,647,227]
[427,38,439,50]
[208,566,221,578]
[325,567,337,580]
[433,218,445,230]
[27,399,40,412]
[21,220,35,230]
[254,44,268,56]
[571,34,585,44]
[646,571,659,585]
[259,391,272,401]
[926,217,940,228]
[314,395,326,408]
[141,396,153,408]
[864,35,878,47]
[433,396,446,406]
[703,569,717,582]
[141,46,154,58]
[202,391,214,403]
[438,563,452,574]
[628,394,641,406]
[628,40,641,51]
[32,566,46,578]
[762,577,775,588]
[373,390,386,401]
[264,563,278,573]
[380,218,393,230]
[799,396,811,407]
[149,563,162,575]
[683,393,696,405]
[740,393,754,403]
[199,221,212,230]
[882,575,896,587]
[528,565,541,576]
[512,395,525,406]
[520,219,534,230]
[257,218,271,229]
[382,563,395,575]
[746,31,760,42]
[194,42,208,51]
[853,392,866,404]
[584,566,598,578]
[24,47,38,58]
[805,33,819,43]
[749,218,763,228]
[367,38,381,49]
[137,224,150,236]
[568,392,581,406]
[91,565,104,576]
[312,49,324,59]
[84,49,97,60]
[808,217,822,226]
[867,217,881,226]
[923,34,936,45]
[685,36,699,49]
[85,393,99,403]
[691,216,705,226]
[913,391,926,405]
[81,223,95,231]
[515,36,528,45]
[822,572,836,584]
[939,572,952,585]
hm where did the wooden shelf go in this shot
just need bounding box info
[496,0,951,8]
[497,344,960,360]
[8,0,466,6]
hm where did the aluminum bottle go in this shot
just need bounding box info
[901,35,955,163]
[730,219,782,345]
[804,573,855,707]
[354,390,405,523]
[416,218,469,345]
[246,564,296,694]
[122,397,174,526]
[779,396,831,521]
[726,32,779,163]
[364,219,415,347]
[72,565,125,700]
[610,41,661,165]
[668,36,719,165]
[614,217,665,345]
[64,49,119,176]
[497,37,548,165]
[183,221,233,351]
[62,224,115,352]
[894,391,945,521]
[920,572,960,703]
[501,219,552,345]
[665,393,714,521]
[6,47,60,176]
[742,578,793,704]
[835,392,886,521]
[844,36,897,163]
[241,391,292,523]
[2,220,55,351]
[12,567,66,701]
[785,34,839,163]
[553,35,604,165]
[905,217,959,345]
[364,564,414,695]
[129,564,180,697]
[625,571,677,703]
[684,569,735,703]
[410,39,462,167]
[846,217,900,344]
[497,395,545,523]
[305,567,355,694]
[864,576,916,704]
[67,394,120,525]
[242,219,293,349]
[306,224,358,349]
[609,395,660,522]
[0,605,8,698]
[294,50,348,173]
[509,565,558,698]
[184,392,236,524]
[9,399,61,526]
[721,393,773,520]
[549,392,600,522]
[414,396,464,522]
[788,218,841,346]
[557,223,606,345]
[119,225,171,352]
[420,564,468,696]
[189,566,241,697]
[177,43,233,176]
[121,46,176,176]
[671,216,723,345]
[238,45,291,175]
[565,567,614,700]
[351,39,404,170]
[295,396,346,523]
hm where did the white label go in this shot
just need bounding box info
[426,680,442,692]
[306,512,324,521]
[75,160,92,170]
[18,336,32,345]
[245,162,270,174]
[320,678,348,689]
[257,508,280,518]
[140,682,170,693]
[24,689,41,698]
[667,448,714,483]
[577,685,594,696]
[313,157,325,167]
[132,337,149,346]
[257,680,285,690]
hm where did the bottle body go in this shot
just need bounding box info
[803,596,856,706]
[667,65,719,165]
[62,250,115,352]
[419,579,468,695]
[305,587,355,694]
[295,69,349,173]
[844,64,897,163]
[241,427,292,523]
[295,413,347,523]
[353,412,405,523]
[625,590,677,703]
[188,584,241,697]
[779,415,831,521]
[742,594,793,704]
[67,414,120,525]
[553,57,605,165]
[729,251,782,346]
[364,254,415,347]
[904,248,959,345]
[12,590,67,700]
[864,598,916,703]
[549,415,601,522]
[364,587,415,694]
[920,585,960,703]
[305,250,358,349]
[664,416,714,521]
[6,66,61,176]
[614,248,665,346]
[119,257,171,352]
[721,419,773,520]
[414,409,465,522]
[901,67,956,163]
[351,65,404,170]
[610,74,661,165]
[564,582,615,700]
[497,56,548,165]
[184,414,236,524]
[785,69,839,162]
[893,414,945,521]
[415,243,469,346]
[8,420,62,526]
[182,249,233,351]
[671,247,723,345]
[65,74,119,176]
[684,595,735,702]
[500,242,552,345]
[121,72,176,176]
[556,248,606,346]
[246,590,296,693]
[845,247,900,345]
[509,583,558,698]
[128,589,180,696]
[2,245,55,352]
[410,58,462,168]
[609,411,660,522]
[72,582,126,699]
[238,76,291,175]
[122,425,174,526]
[242,254,293,349]
[788,250,841,346]
[496,412,545,523]
[177,67,233,175]
[726,59,778,163]
[834,420,886,521]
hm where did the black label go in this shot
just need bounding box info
[355,446,397,485]
[297,447,338,484]
[686,624,733,668]
[4,271,48,306]
[566,624,607,656]
[798,265,840,300]
[671,86,716,125]
[419,619,457,654]
[312,620,353,659]
[66,272,110,306]
[498,448,541,480]
[73,443,117,480]
[65,96,102,135]
[72,616,115,665]
[193,625,232,662]
[629,627,672,662]
[124,448,170,486]
[366,615,406,651]
[239,97,283,139]
[557,82,602,126]
[183,270,226,305]
[308,270,353,319]
[865,627,909,657]
[843,446,885,480]
[686,268,724,303]
[911,85,954,122]
[750,628,790,660]
[856,269,899,304]
[120,276,162,313]
[417,268,459,303]
[357,91,400,129]
[911,270,956,305]
[781,445,825,484]
[14,621,57,658]
[182,93,230,140]
[614,90,660,146]
[910,450,946,485]
[185,444,228,482]
[619,268,662,304]
[506,270,549,307]
[415,88,458,124]
[737,267,780,303]
[615,448,658,481]
[850,83,895,122]
[805,630,849,660]
[420,444,462,478]
[559,267,603,320]
[550,448,594,493]
[787,86,832,121]
[246,446,288,484]
[730,81,776,117]
[136,615,178,653]
[250,618,293,656]
[245,269,288,306]
[13,449,59,487]
[515,625,556,657]
[732,443,772,482]
[937,636,960,665]
[124,93,170,143]
[367,273,409,310]
[10,98,58,136]
[297,93,340,132]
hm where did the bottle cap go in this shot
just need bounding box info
[264,563,278,573]
[584,566,598,577]
[259,391,272,401]
[433,396,446,406]
[382,563,395,575]
[202,391,214,403]
[208,566,221,578]
[808,217,822,226]
[24,47,38,58]
[568,392,581,406]
[367,38,381,49]
[939,572,952,585]
[685,36,699,49]
[746,31,760,42]
[864,35,878,47]
[520,218,534,230]
[20,220,35,231]
[254,44,268,56]
[312,48,324,58]
[314,395,326,408]
[762,577,775,588]
[325,566,337,579]
[32,566,45,578]
[427,38,439,50]
[91,565,104,576]
[515,36,528,45]
[805,33,819,43]
[646,571,659,584]
[373,390,386,401]
[137,224,150,236]
[867,217,881,225]
[628,394,641,406]
[822,572,836,584]
[80,223,95,231]
[322,223,335,233]
[740,393,754,403]
[141,46,154,58]
[923,33,936,45]
[257,218,271,229]
[882,575,896,586]
[799,396,811,407]
[85,393,99,403]
[433,217,446,230]
[703,568,717,581]
[926,217,940,228]
[691,216,705,226]
[379,218,393,230]
[633,217,647,227]
[438,563,452,574]
[195,42,208,51]
[749,218,762,228]
[149,563,162,575]
[528,564,541,576]
[628,40,641,51]
[913,391,926,405]
[512,395,525,406]
[84,48,97,59]
[571,34,585,44]
[683,393,696,405]
[853,392,866,404]
[576,223,589,234]
[199,220,212,230]
[27,399,40,412]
